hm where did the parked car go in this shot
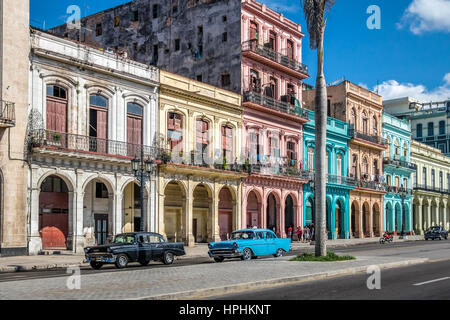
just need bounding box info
[208,229,291,262]
[84,232,186,269]
[425,226,448,241]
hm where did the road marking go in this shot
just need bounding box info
[413,277,450,286]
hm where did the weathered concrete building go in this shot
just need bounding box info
[28,29,159,254]
[0,0,30,256]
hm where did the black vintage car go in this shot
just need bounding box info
[425,226,449,241]
[84,232,186,269]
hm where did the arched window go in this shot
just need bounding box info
[351,155,358,178]
[287,39,294,59]
[89,94,108,153]
[395,176,400,191]
[362,112,368,134]
[168,112,183,153]
[196,118,210,156]
[336,154,343,177]
[373,116,378,135]
[308,147,315,172]
[362,157,369,175]
[394,140,399,155]
[250,21,258,41]
[386,175,391,186]
[127,102,143,157]
[46,85,68,134]
[403,142,407,157]
[350,108,357,129]
[386,138,391,159]
[287,140,297,166]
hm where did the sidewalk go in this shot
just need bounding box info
[0,235,424,273]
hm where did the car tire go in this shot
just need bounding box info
[214,257,224,263]
[89,262,103,270]
[139,260,151,266]
[163,252,175,265]
[115,254,129,269]
[241,248,252,261]
[273,248,283,258]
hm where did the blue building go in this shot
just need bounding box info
[302,111,356,239]
[382,113,416,234]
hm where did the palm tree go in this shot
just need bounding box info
[300,0,336,256]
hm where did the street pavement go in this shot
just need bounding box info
[0,240,447,300]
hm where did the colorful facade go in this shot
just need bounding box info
[158,71,246,247]
[382,113,415,235]
[302,111,355,239]
[411,140,450,234]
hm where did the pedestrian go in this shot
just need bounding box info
[305,226,310,242]
[287,226,293,239]
[297,227,303,243]
[311,226,315,241]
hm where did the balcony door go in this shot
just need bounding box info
[127,102,143,158]
[287,40,294,59]
[89,94,108,154]
[196,119,210,164]
[46,85,68,147]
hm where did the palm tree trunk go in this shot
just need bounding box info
[314,28,327,257]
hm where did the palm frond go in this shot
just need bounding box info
[300,0,336,49]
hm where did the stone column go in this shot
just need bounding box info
[442,199,448,229]
[108,193,115,237]
[209,190,220,243]
[330,199,337,240]
[416,197,423,235]
[358,203,364,239]
[183,181,195,247]
[280,198,286,238]
[158,192,166,238]
[344,194,350,239]
[115,193,123,235]
[71,190,85,254]
[28,187,42,255]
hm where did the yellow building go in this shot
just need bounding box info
[411,140,450,234]
[158,71,247,247]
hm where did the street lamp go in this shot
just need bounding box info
[131,152,155,233]
[399,185,407,239]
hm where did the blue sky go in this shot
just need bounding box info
[30,0,450,102]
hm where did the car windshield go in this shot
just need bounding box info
[231,231,254,240]
[113,235,135,244]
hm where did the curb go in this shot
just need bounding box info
[0,262,87,273]
[134,258,429,300]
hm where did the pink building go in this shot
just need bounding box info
[241,0,310,238]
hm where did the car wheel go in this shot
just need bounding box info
[425,237,428,241]
[214,257,224,263]
[241,248,253,261]
[89,262,103,270]
[139,260,151,266]
[163,252,175,265]
[115,254,129,269]
[273,248,284,258]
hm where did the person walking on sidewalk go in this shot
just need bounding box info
[297,227,303,243]
[287,226,293,239]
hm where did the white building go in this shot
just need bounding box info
[27,29,159,254]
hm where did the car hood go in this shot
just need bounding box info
[209,240,253,248]
[85,243,133,253]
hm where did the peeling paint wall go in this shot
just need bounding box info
[50,0,242,94]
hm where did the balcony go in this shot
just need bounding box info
[349,125,387,148]
[355,178,387,192]
[0,100,15,127]
[30,130,158,161]
[385,186,413,196]
[242,40,309,78]
[383,157,417,171]
[414,184,450,195]
[327,175,358,187]
[243,91,309,120]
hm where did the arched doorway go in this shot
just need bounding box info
[395,203,402,233]
[219,187,233,241]
[193,184,212,243]
[305,196,314,226]
[351,201,359,238]
[267,193,278,233]
[246,190,261,228]
[285,195,295,235]
[326,197,332,239]
[335,199,344,239]
[439,203,445,226]
[123,182,144,233]
[362,202,370,237]
[386,202,393,233]
[372,203,380,237]
[39,175,69,250]
[422,200,429,230]
[163,181,185,242]
[83,179,113,245]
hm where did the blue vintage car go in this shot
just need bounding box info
[208,229,292,262]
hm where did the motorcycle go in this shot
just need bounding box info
[379,233,393,244]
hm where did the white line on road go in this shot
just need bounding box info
[413,277,450,286]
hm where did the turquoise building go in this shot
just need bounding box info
[382,113,415,234]
[302,111,356,239]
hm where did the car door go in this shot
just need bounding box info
[253,231,265,256]
[264,231,277,255]
[137,234,152,262]
[150,234,165,259]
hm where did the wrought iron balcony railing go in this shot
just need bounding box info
[414,184,450,195]
[349,125,387,146]
[243,91,309,119]
[327,175,358,186]
[383,157,417,171]
[30,130,159,160]
[356,179,387,192]
[0,100,15,126]
[242,40,309,75]
[385,186,414,196]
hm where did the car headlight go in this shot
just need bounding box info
[208,244,213,249]
[233,242,238,249]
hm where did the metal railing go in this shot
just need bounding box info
[356,179,387,191]
[383,157,417,171]
[349,125,387,146]
[327,175,358,186]
[30,130,159,160]
[414,184,450,195]
[0,100,15,126]
[242,40,309,75]
[243,91,309,119]
[385,186,413,195]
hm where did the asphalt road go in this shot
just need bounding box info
[0,240,448,284]
[207,258,450,300]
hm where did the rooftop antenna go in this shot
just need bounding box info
[376,80,380,94]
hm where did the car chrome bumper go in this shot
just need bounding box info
[86,254,117,263]
[208,250,243,258]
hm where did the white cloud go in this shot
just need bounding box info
[399,0,450,34]
[376,73,450,102]
[258,0,299,14]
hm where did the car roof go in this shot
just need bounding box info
[234,229,275,233]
